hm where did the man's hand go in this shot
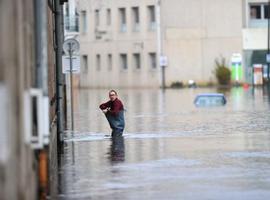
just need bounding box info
[102,108,110,114]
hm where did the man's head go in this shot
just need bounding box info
[109,90,118,101]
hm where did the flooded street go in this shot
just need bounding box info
[58,87,270,200]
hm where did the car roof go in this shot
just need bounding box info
[196,93,225,97]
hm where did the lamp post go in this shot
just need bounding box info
[156,0,166,89]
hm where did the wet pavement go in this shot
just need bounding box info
[58,87,270,200]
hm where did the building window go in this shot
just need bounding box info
[133,53,141,69]
[108,54,112,71]
[264,4,270,19]
[95,9,100,26]
[82,55,88,73]
[120,54,128,70]
[65,3,69,16]
[96,54,101,71]
[149,53,157,69]
[250,5,261,19]
[81,11,87,33]
[107,9,111,26]
[249,4,270,19]
[132,7,140,32]
[64,4,79,32]
[119,8,127,32]
[249,3,269,28]
[148,5,156,31]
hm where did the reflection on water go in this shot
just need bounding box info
[59,87,270,200]
[108,136,125,164]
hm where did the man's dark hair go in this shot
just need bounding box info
[109,90,117,95]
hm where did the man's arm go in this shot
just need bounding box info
[99,101,110,110]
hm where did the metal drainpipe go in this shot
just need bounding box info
[54,0,64,147]
[35,0,48,95]
[34,0,49,199]
[267,0,270,83]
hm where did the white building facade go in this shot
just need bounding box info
[243,0,270,83]
[78,0,269,88]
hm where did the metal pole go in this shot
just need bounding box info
[69,45,74,131]
[156,0,165,89]
[267,0,270,83]
[34,2,49,199]
[161,65,165,89]
[34,0,48,94]
[54,0,64,146]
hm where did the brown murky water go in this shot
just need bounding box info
[58,87,270,200]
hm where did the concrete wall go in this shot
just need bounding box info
[163,0,243,84]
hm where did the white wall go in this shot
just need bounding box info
[243,28,268,50]
[163,0,243,84]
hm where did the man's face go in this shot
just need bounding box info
[109,92,117,101]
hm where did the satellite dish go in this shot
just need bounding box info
[63,38,80,55]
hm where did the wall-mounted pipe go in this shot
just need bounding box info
[34,0,48,95]
[54,0,65,146]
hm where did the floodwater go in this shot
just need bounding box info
[58,87,270,200]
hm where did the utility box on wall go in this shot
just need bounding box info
[24,89,50,149]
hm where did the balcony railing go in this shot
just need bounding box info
[249,19,268,28]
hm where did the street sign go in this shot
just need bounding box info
[63,38,80,55]
[266,54,270,63]
[160,56,168,66]
[62,38,80,131]
[62,56,80,74]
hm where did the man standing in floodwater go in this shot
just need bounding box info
[99,90,125,137]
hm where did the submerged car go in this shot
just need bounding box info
[194,93,227,107]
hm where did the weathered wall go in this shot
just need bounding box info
[47,4,59,199]
[0,0,37,199]
[0,1,59,199]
